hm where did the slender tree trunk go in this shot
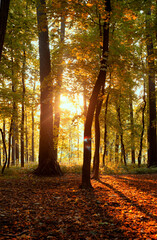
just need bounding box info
[35,0,62,176]
[115,132,119,163]
[15,119,19,165]
[3,120,5,164]
[21,50,26,167]
[102,91,110,166]
[92,92,103,180]
[138,77,146,166]
[81,0,111,188]
[11,51,18,166]
[25,112,29,163]
[129,94,135,164]
[7,118,13,168]
[0,0,10,61]
[12,128,15,165]
[54,15,65,160]
[116,105,126,166]
[32,106,35,162]
[146,9,157,167]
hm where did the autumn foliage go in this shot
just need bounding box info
[0,172,157,239]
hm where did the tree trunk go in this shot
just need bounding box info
[81,0,111,188]
[115,132,119,163]
[0,0,10,61]
[0,128,7,174]
[3,120,5,164]
[21,50,26,167]
[146,9,157,167]
[32,106,35,162]
[116,105,126,166]
[35,0,62,176]
[15,119,19,165]
[12,127,15,166]
[7,118,13,168]
[92,92,103,180]
[129,93,135,164]
[102,91,110,166]
[0,144,1,166]
[138,76,146,167]
[54,15,65,160]
[25,112,29,163]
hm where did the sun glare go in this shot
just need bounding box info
[60,94,83,114]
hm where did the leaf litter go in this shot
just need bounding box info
[0,173,157,239]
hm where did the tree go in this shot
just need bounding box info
[129,88,135,164]
[21,50,26,167]
[138,67,146,166]
[0,0,10,61]
[92,88,104,180]
[54,14,65,160]
[146,7,157,167]
[81,0,111,188]
[35,0,62,176]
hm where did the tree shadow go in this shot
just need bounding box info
[99,179,157,222]
[112,175,157,196]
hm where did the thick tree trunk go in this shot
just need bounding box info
[35,0,62,176]
[146,9,157,167]
[0,0,10,61]
[81,0,111,188]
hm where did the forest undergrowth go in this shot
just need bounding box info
[0,168,157,239]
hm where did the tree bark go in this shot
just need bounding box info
[129,93,135,164]
[102,91,110,166]
[116,104,126,166]
[0,128,7,174]
[81,0,111,188]
[7,118,13,168]
[92,92,103,180]
[0,0,10,61]
[21,50,26,167]
[3,120,5,164]
[146,9,157,167]
[138,77,146,166]
[115,132,119,163]
[25,112,29,163]
[54,15,65,160]
[35,0,62,176]
[32,106,35,162]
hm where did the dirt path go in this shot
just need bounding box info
[0,173,157,239]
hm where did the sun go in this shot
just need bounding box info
[60,94,83,114]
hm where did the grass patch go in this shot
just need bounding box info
[1,162,157,179]
[101,162,157,175]
[0,163,38,179]
[61,164,82,174]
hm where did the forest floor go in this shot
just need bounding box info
[0,172,157,239]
